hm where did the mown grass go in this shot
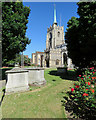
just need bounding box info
[1,68,75,118]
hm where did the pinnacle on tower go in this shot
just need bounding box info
[54,4,57,25]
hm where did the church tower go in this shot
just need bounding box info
[32,4,73,68]
[46,5,65,50]
[45,4,67,68]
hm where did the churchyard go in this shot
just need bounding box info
[0,67,96,119]
[1,67,76,118]
[1,1,96,119]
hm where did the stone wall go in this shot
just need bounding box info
[49,49,62,67]
[46,24,65,50]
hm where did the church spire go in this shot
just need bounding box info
[54,4,57,25]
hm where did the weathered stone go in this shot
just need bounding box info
[6,68,29,93]
[24,67,46,86]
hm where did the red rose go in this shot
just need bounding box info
[89,77,91,79]
[71,88,74,92]
[88,82,90,85]
[81,78,83,80]
[84,75,86,77]
[76,85,79,88]
[79,75,81,77]
[86,89,88,90]
[93,72,95,74]
[92,77,95,79]
[86,94,88,96]
[90,68,92,70]
[83,93,88,96]
[91,89,94,93]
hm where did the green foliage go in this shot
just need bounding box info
[65,1,96,69]
[5,53,31,66]
[24,56,31,66]
[15,54,31,66]
[67,67,96,118]
[2,2,31,66]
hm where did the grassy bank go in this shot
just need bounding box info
[2,68,75,118]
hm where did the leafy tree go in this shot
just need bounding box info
[65,1,96,69]
[7,53,31,66]
[2,2,31,66]
[24,56,31,66]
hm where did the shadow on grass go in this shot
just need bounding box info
[61,94,96,119]
[49,70,77,81]
[0,88,6,106]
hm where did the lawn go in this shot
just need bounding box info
[1,68,75,118]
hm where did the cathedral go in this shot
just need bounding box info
[32,5,73,68]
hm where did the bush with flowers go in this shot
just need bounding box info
[64,67,96,118]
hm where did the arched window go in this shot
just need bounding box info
[58,31,60,37]
[63,53,67,65]
[56,59,59,65]
[49,38,52,48]
[50,32,52,39]
[49,32,52,49]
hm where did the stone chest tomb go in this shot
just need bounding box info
[5,67,46,93]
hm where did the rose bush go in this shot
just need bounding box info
[66,67,96,118]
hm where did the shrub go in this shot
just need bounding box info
[64,67,96,118]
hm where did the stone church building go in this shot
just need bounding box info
[32,5,73,68]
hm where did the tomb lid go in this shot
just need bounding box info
[24,67,45,70]
[6,68,29,74]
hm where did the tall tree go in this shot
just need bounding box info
[2,2,31,66]
[65,1,96,69]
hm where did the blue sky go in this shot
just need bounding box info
[23,2,79,58]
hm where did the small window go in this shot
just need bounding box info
[50,32,52,39]
[58,32,60,37]
[56,59,59,65]
[63,53,67,65]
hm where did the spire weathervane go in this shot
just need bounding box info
[54,4,57,24]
